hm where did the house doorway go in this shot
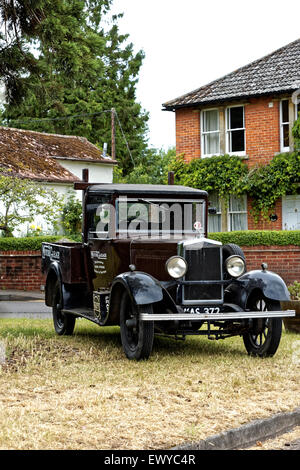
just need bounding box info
[282,195,300,230]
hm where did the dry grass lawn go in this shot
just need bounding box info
[0,317,299,450]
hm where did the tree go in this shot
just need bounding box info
[61,191,82,237]
[113,147,177,185]
[0,0,149,175]
[0,172,63,236]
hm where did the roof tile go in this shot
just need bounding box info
[163,39,300,109]
[0,127,116,182]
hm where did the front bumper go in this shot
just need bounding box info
[140,310,295,322]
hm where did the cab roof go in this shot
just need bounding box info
[88,184,207,197]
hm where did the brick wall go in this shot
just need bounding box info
[0,251,45,291]
[242,245,300,286]
[0,247,299,292]
[244,97,280,167]
[176,108,201,162]
[247,198,283,231]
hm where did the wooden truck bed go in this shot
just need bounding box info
[41,242,88,284]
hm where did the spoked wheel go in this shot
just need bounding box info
[120,290,154,360]
[52,281,76,336]
[243,294,282,357]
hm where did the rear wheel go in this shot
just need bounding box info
[52,281,76,336]
[243,293,282,357]
[120,290,154,360]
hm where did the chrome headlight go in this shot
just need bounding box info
[166,256,188,279]
[226,255,246,278]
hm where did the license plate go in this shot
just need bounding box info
[183,306,221,314]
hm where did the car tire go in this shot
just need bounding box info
[52,281,76,336]
[243,293,282,357]
[120,290,154,360]
[223,243,246,263]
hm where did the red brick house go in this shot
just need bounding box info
[163,38,300,232]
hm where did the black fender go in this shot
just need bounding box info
[45,263,90,309]
[225,269,290,309]
[111,271,164,306]
[45,262,63,307]
[107,271,177,326]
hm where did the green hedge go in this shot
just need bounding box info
[0,231,299,251]
[209,230,300,246]
[0,236,66,252]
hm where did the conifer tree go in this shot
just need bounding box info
[0,0,148,174]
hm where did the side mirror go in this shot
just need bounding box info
[208,207,217,215]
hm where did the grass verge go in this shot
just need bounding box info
[0,318,299,450]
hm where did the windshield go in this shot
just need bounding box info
[116,197,205,239]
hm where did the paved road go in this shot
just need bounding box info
[0,299,52,318]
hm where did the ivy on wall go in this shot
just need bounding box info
[170,152,300,221]
[170,154,248,200]
[245,151,300,220]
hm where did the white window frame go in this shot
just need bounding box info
[280,99,290,152]
[225,104,246,156]
[227,194,248,232]
[200,108,220,158]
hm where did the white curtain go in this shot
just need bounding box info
[203,110,220,155]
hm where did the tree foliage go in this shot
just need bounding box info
[61,191,82,237]
[0,0,149,175]
[0,172,63,236]
[114,147,177,185]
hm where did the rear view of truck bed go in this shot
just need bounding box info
[42,242,87,284]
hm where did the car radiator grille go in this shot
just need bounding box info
[183,246,223,303]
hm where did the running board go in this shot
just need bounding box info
[140,310,295,322]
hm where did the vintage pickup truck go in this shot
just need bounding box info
[42,175,295,360]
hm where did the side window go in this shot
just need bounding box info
[280,99,290,152]
[86,196,112,239]
[226,106,245,154]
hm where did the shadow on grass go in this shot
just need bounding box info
[0,318,247,360]
[73,320,246,359]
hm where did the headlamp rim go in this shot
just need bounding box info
[225,254,246,278]
[165,255,188,279]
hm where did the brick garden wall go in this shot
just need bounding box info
[0,246,299,291]
[242,245,300,286]
[0,250,45,291]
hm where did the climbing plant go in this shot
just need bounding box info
[244,151,300,220]
[169,154,248,201]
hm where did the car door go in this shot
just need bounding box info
[86,195,117,291]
